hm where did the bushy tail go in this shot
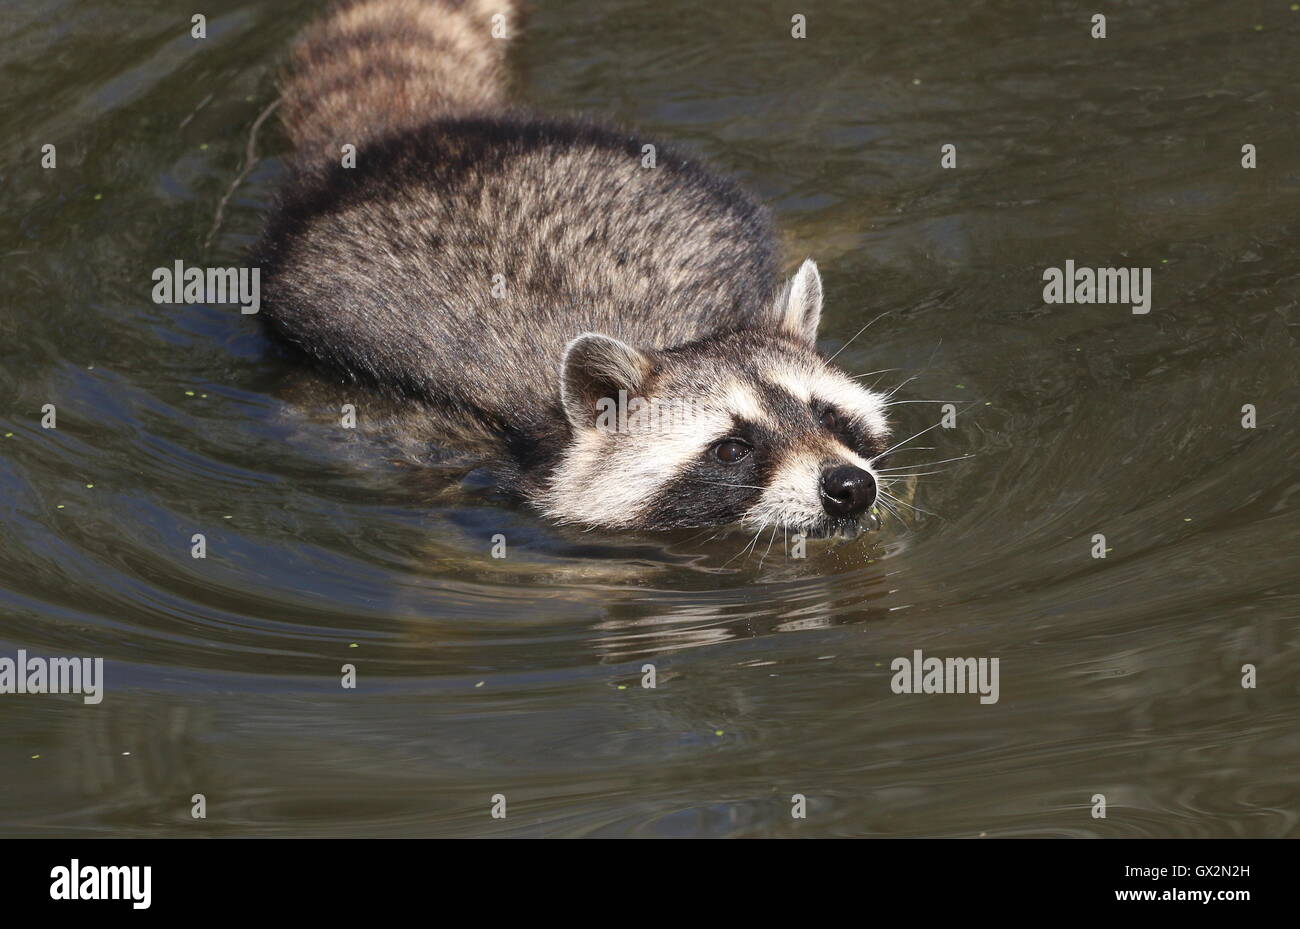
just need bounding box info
[280,0,519,158]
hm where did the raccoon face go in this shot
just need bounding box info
[542,260,893,536]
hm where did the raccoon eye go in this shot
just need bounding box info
[712,439,752,463]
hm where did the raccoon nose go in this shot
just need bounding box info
[820,465,876,517]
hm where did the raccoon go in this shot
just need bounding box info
[258,0,893,537]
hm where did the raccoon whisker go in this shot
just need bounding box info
[883,374,923,400]
[676,526,725,547]
[878,481,928,493]
[825,309,893,363]
[873,496,907,530]
[878,497,915,532]
[871,419,948,462]
[682,479,768,492]
[878,489,934,520]
[889,340,944,395]
[883,399,954,406]
[878,338,945,400]
[876,454,975,471]
[851,367,903,380]
[879,489,940,519]
[758,522,781,568]
[742,520,772,564]
[722,518,770,567]
[879,478,935,490]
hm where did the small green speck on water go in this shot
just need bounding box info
[3,432,12,438]
[984,402,992,406]
[85,483,93,488]
[199,143,209,150]
[348,643,358,648]
[201,393,208,398]
[30,754,40,760]
[185,390,195,396]
[714,729,724,737]
[56,505,65,509]
[222,515,232,519]
[93,193,102,200]
[245,95,255,102]
[1184,518,1192,522]
[955,384,966,389]
[474,681,485,688]
[1253,24,1263,31]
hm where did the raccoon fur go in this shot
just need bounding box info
[258,0,893,536]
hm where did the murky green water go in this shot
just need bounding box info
[1,0,1296,837]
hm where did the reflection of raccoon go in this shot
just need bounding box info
[259,0,892,536]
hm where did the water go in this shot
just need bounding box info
[1,0,1296,837]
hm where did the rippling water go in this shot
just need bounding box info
[1,0,1297,837]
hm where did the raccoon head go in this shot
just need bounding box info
[542,259,891,536]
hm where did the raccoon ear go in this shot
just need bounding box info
[560,333,654,430]
[773,258,823,343]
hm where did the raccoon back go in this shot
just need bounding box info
[261,1,781,443]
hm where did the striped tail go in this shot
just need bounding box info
[279,0,519,159]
